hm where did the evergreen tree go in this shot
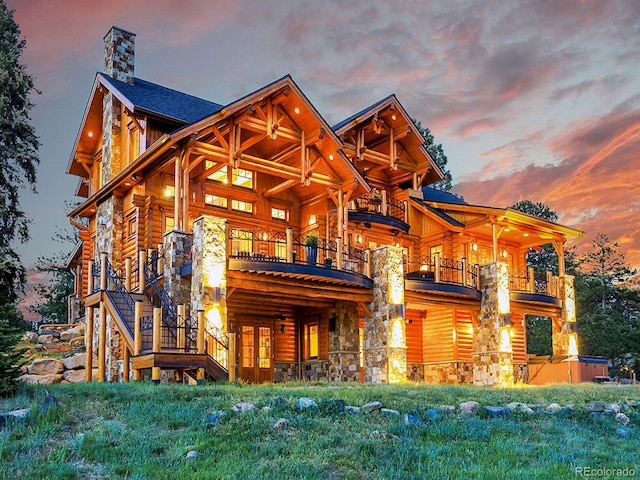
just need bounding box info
[413,119,452,191]
[0,1,40,395]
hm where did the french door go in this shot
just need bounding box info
[238,324,273,383]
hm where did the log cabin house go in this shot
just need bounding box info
[66,27,585,386]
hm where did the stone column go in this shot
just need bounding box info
[553,275,577,356]
[163,230,193,310]
[473,262,514,387]
[191,216,228,369]
[364,246,406,384]
[328,301,360,382]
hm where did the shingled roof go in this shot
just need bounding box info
[421,187,468,206]
[99,73,223,124]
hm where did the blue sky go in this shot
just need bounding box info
[8,0,640,275]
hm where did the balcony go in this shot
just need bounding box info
[227,229,373,288]
[349,192,410,233]
[404,255,481,299]
[509,268,561,307]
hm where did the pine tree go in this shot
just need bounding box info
[0,1,40,395]
[412,119,452,191]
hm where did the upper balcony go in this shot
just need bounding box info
[403,254,482,299]
[509,268,562,307]
[348,190,410,234]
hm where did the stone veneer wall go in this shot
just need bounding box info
[473,262,514,387]
[553,275,576,356]
[190,216,228,330]
[364,246,407,384]
[103,27,136,84]
[414,362,475,385]
[163,231,193,312]
[328,301,360,382]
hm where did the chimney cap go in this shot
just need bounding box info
[103,26,137,40]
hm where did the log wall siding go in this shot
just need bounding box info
[423,308,455,363]
[274,317,297,362]
[455,309,474,362]
[510,312,527,364]
[405,309,424,364]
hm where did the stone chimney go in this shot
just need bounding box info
[103,26,136,84]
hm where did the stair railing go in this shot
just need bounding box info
[104,259,136,335]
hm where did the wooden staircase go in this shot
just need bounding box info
[94,257,229,382]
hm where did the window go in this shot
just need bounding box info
[205,194,228,208]
[207,164,228,184]
[232,168,253,188]
[242,326,254,368]
[258,327,271,368]
[231,199,253,213]
[205,162,254,189]
[165,184,175,198]
[271,207,287,221]
[430,245,442,261]
[164,216,174,234]
[128,217,137,237]
[304,324,319,359]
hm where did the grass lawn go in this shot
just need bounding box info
[0,381,638,479]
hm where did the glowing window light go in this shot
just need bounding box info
[389,317,405,348]
[499,327,512,353]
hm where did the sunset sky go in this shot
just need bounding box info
[7,0,640,279]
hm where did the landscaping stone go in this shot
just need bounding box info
[361,401,383,414]
[626,400,638,408]
[273,418,289,431]
[18,373,63,385]
[607,403,621,414]
[28,358,64,375]
[545,403,562,414]
[295,397,318,411]
[404,413,427,426]
[424,408,444,419]
[381,408,400,416]
[0,408,30,426]
[616,413,630,426]
[62,369,86,383]
[231,402,257,413]
[506,402,534,414]
[38,328,58,338]
[345,406,360,414]
[207,410,226,426]
[485,406,511,418]
[37,334,55,345]
[460,401,480,414]
[60,325,84,342]
[585,402,605,413]
[185,451,199,461]
[25,331,39,343]
[562,406,574,414]
[63,353,86,370]
[439,405,456,412]
[616,427,630,438]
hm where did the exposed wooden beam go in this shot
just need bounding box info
[263,179,297,198]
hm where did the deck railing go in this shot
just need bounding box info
[352,192,408,223]
[510,267,558,297]
[404,254,479,289]
[229,228,369,276]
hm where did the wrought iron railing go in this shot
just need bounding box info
[352,194,407,222]
[387,197,406,221]
[510,269,554,296]
[104,259,136,333]
[404,255,478,288]
[228,228,368,275]
[206,324,228,369]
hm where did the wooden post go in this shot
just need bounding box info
[336,237,343,270]
[98,303,106,382]
[434,252,441,283]
[197,310,205,383]
[546,271,553,296]
[133,300,142,381]
[228,331,236,382]
[174,154,181,231]
[124,257,132,291]
[87,260,94,295]
[152,306,162,383]
[365,249,372,278]
[138,250,146,292]
[122,347,130,383]
[528,267,535,293]
[404,200,409,223]
[381,189,388,216]
[84,306,94,382]
[100,252,108,290]
[286,228,293,263]
[461,258,467,286]
[75,265,82,296]
[177,304,186,351]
